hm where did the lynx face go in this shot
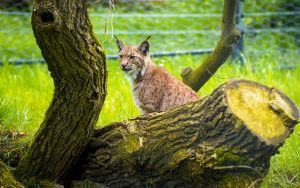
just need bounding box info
[118,47,145,78]
[114,36,151,81]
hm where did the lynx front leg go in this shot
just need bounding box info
[141,103,158,114]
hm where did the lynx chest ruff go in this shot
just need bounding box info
[127,65,199,114]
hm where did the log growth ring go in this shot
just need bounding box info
[226,80,299,146]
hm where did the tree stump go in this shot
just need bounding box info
[79,79,299,187]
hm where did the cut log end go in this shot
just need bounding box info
[226,80,299,145]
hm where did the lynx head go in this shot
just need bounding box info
[114,35,151,80]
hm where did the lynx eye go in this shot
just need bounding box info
[119,55,124,58]
[129,55,137,59]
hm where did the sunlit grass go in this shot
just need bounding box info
[262,125,300,187]
[0,65,52,133]
[0,53,299,187]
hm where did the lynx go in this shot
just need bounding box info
[115,36,199,114]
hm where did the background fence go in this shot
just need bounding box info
[0,0,300,68]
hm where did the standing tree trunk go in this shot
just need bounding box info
[17,0,106,184]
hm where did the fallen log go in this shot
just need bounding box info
[79,79,299,187]
[0,161,24,188]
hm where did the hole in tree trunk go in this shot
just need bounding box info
[40,11,55,23]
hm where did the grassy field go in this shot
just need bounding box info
[1,0,300,187]
[0,54,299,187]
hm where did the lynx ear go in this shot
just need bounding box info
[113,35,124,52]
[138,36,151,55]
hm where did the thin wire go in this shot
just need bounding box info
[0,11,30,16]
[90,11,300,18]
[246,27,300,34]
[94,28,300,35]
[244,11,300,17]
[1,28,299,35]
[90,13,221,18]
[205,68,241,80]
[1,11,300,18]
[90,0,101,5]
[95,30,221,35]
[109,0,117,39]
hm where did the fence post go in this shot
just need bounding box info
[233,0,245,63]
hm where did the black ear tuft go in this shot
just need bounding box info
[114,35,124,52]
[145,35,151,41]
[138,36,151,55]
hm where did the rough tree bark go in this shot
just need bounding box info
[79,80,299,187]
[181,0,241,91]
[16,0,106,184]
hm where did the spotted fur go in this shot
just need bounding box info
[115,37,199,114]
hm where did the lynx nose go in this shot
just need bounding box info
[121,63,132,71]
[121,64,127,69]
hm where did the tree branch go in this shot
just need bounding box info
[181,0,241,91]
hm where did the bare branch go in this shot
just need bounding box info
[181,0,241,91]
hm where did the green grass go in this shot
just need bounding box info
[0,54,299,186]
[1,0,300,186]
[0,65,52,133]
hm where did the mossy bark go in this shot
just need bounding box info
[0,161,24,188]
[181,0,241,91]
[80,80,299,187]
[17,0,106,184]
